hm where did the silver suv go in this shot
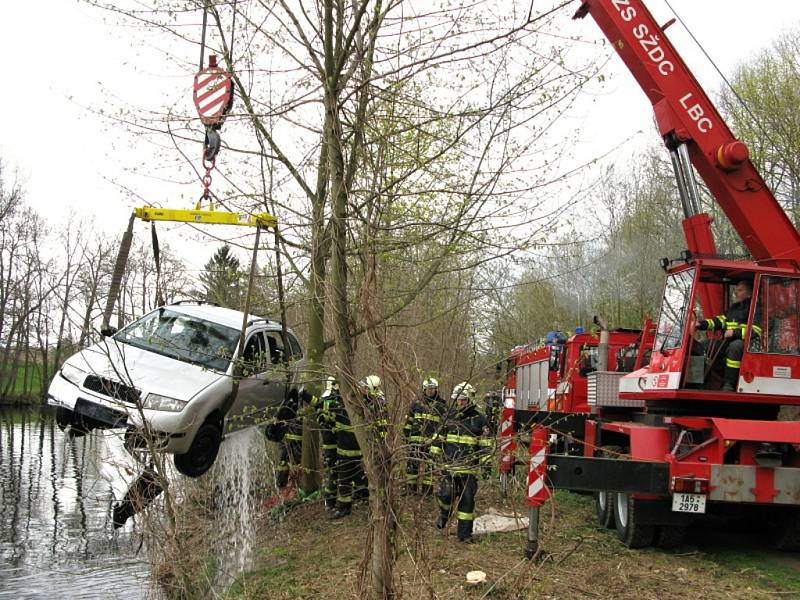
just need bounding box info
[47,302,305,477]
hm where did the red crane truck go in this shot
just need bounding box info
[509,0,800,556]
[499,324,653,493]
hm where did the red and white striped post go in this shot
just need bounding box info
[499,388,516,496]
[525,424,550,559]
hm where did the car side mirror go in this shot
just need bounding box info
[101,326,118,337]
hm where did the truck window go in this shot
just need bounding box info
[656,269,695,352]
[749,276,800,356]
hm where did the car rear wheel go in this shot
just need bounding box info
[174,422,222,478]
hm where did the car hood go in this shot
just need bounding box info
[67,341,226,400]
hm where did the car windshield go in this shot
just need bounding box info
[655,269,695,352]
[115,308,240,372]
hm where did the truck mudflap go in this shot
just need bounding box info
[547,454,669,495]
[710,465,800,504]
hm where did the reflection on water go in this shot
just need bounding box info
[0,408,279,599]
[0,407,148,600]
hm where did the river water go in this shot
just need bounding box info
[0,407,275,600]
[0,407,149,599]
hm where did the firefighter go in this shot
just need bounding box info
[361,374,388,440]
[432,381,494,543]
[405,377,446,495]
[357,375,386,500]
[314,376,341,510]
[483,390,501,435]
[331,378,369,518]
[691,279,759,391]
[271,391,303,490]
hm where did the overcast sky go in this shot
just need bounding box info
[2,1,799,250]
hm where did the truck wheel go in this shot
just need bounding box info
[595,491,616,529]
[772,509,800,551]
[614,492,655,548]
[174,422,222,478]
[595,446,622,529]
[655,524,686,549]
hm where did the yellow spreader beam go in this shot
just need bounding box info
[134,206,277,229]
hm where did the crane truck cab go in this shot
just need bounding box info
[620,259,800,408]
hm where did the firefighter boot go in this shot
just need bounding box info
[457,518,475,543]
[722,366,739,392]
[331,505,352,519]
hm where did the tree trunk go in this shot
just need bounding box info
[299,119,332,493]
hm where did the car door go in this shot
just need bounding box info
[229,331,272,430]
[263,330,292,404]
[283,330,305,386]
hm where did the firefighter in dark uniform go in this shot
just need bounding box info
[432,381,494,543]
[356,375,384,500]
[691,280,759,391]
[272,391,303,490]
[483,390,501,435]
[331,377,374,518]
[362,375,388,441]
[313,376,341,510]
[404,377,446,495]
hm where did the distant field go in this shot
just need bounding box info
[0,358,56,402]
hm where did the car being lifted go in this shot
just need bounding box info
[47,301,305,477]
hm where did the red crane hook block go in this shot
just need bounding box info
[193,55,233,126]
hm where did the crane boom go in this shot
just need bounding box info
[575,0,800,267]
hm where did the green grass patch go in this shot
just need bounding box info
[709,549,800,592]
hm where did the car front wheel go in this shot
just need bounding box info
[174,422,222,478]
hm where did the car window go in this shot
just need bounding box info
[242,332,270,375]
[115,308,239,372]
[285,332,303,359]
[264,331,285,364]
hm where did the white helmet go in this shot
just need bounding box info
[422,377,439,391]
[325,376,339,392]
[451,381,475,402]
[360,375,382,397]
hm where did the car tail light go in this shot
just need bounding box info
[671,477,709,494]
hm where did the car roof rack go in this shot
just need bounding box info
[169,300,221,307]
[246,317,279,327]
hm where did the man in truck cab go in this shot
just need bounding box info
[691,280,760,391]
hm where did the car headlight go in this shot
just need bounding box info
[143,393,188,413]
[61,363,88,387]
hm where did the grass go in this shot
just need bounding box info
[704,546,800,593]
[223,483,800,600]
[2,360,54,400]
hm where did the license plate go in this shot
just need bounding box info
[672,492,706,513]
[74,397,127,428]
